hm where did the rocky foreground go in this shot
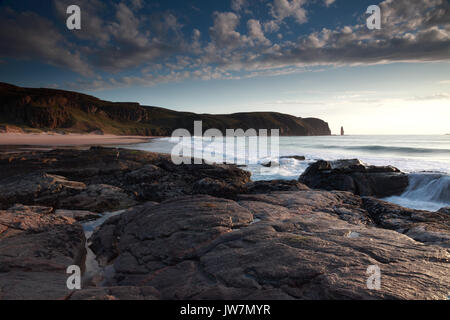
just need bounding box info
[0,147,448,300]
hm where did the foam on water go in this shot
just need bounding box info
[385,173,450,211]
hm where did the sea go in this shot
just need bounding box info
[120,135,450,212]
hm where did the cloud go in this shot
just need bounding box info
[0,8,91,75]
[53,0,110,44]
[264,20,281,33]
[2,0,449,91]
[270,0,308,24]
[259,0,450,68]
[324,0,336,7]
[209,12,245,48]
[408,93,450,101]
[53,0,186,72]
[231,0,247,12]
[247,19,271,45]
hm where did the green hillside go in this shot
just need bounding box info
[0,82,331,136]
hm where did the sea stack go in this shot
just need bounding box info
[341,126,345,136]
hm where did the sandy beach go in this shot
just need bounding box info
[0,133,154,149]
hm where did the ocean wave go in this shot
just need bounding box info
[385,172,450,211]
[312,144,450,155]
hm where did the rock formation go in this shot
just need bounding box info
[0,147,448,300]
[299,159,409,197]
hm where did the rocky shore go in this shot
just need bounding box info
[0,147,448,300]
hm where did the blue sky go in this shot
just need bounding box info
[0,0,449,134]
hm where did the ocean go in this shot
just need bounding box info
[121,135,450,212]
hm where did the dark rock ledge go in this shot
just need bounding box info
[299,159,409,197]
[0,147,448,300]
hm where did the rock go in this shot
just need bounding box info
[0,172,85,210]
[0,147,252,205]
[244,180,309,193]
[362,197,450,247]
[89,129,104,135]
[261,161,279,168]
[0,205,86,299]
[69,286,160,300]
[54,209,101,222]
[192,177,247,199]
[280,155,306,161]
[1,147,448,300]
[299,159,409,197]
[0,172,137,212]
[89,192,450,300]
[438,207,450,214]
[58,184,138,212]
[0,125,23,133]
[125,164,163,183]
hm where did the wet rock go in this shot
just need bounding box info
[0,171,137,212]
[89,192,449,300]
[244,180,309,194]
[125,164,164,183]
[54,209,101,222]
[299,159,409,197]
[1,148,448,300]
[362,197,450,247]
[261,161,279,168]
[0,147,252,205]
[280,155,306,161]
[58,184,138,212]
[192,177,247,199]
[0,172,85,210]
[0,205,86,299]
[69,286,160,300]
[0,125,24,133]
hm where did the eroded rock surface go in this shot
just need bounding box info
[88,192,450,300]
[362,197,450,247]
[0,148,448,300]
[299,159,409,197]
[0,147,251,210]
[0,204,85,300]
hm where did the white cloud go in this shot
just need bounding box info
[209,12,245,48]
[231,0,246,12]
[270,0,308,24]
[264,20,281,33]
[4,0,449,91]
[247,19,271,45]
[324,0,336,7]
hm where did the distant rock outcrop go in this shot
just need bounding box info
[0,82,331,136]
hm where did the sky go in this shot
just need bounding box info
[0,0,449,135]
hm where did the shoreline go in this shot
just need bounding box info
[0,146,448,300]
[0,133,157,153]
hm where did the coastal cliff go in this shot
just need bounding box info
[0,83,331,136]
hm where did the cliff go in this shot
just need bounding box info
[0,82,331,136]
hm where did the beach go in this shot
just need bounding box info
[0,133,155,151]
